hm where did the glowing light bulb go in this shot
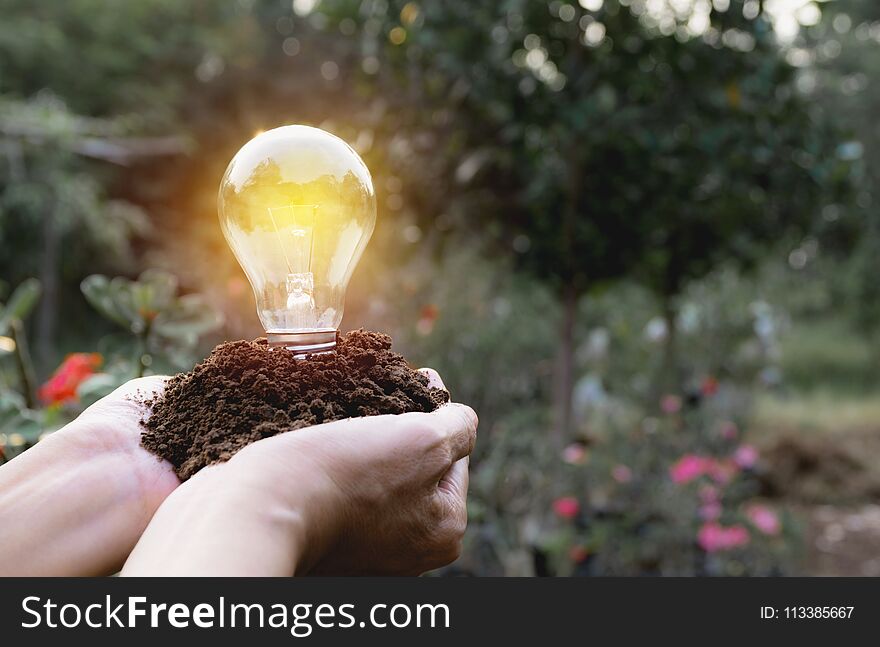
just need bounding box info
[219,125,376,353]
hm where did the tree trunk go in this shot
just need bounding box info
[553,283,578,444]
[553,138,583,445]
[655,295,679,401]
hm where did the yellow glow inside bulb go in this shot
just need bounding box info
[218,125,376,353]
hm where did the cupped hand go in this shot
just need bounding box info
[122,369,478,576]
[0,376,179,576]
[237,368,477,575]
[53,375,180,511]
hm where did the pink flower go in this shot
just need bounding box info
[707,458,739,485]
[697,522,751,553]
[700,502,722,521]
[562,443,587,465]
[699,484,719,503]
[611,464,633,484]
[733,444,759,469]
[553,496,580,520]
[745,503,781,536]
[670,454,709,484]
[718,421,738,440]
[660,394,682,414]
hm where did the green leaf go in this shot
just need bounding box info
[76,373,126,408]
[151,294,223,341]
[107,276,143,329]
[136,269,178,313]
[0,391,42,436]
[0,278,41,334]
[81,274,131,328]
[95,331,144,365]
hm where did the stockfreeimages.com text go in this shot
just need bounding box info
[21,596,451,637]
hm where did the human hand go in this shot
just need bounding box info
[0,376,179,576]
[122,369,477,576]
[246,367,477,575]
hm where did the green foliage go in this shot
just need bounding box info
[0,390,41,440]
[801,1,880,331]
[0,95,153,280]
[0,278,42,458]
[0,277,40,410]
[361,242,558,443]
[81,269,223,378]
[0,278,40,335]
[346,0,853,301]
[0,0,242,120]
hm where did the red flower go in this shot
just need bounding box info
[419,303,439,322]
[697,522,750,553]
[569,545,590,563]
[416,303,440,336]
[700,375,719,397]
[38,353,102,405]
[553,496,580,520]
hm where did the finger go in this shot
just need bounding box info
[80,375,169,420]
[438,456,469,500]
[429,403,478,462]
[112,375,169,400]
[419,367,446,391]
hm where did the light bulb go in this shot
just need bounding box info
[219,125,376,353]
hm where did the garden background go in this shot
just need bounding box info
[2,0,880,576]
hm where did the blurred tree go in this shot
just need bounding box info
[799,0,880,343]
[0,0,234,366]
[336,0,851,438]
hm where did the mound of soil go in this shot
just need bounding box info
[759,434,880,504]
[140,329,449,480]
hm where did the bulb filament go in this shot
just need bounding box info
[267,204,318,329]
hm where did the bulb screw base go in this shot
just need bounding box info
[266,330,337,355]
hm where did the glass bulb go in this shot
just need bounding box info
[219,125,376,353]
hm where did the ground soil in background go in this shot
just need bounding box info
[756,424,880,575]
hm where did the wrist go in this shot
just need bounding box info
[124,455,321,576]
[215,435,347,574]
[0,422,176,576]
[51,417,180,523]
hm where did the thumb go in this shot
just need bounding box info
[419,367,446,392]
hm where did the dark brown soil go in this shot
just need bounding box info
[759,434,880,504]
[140,329,449,480]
